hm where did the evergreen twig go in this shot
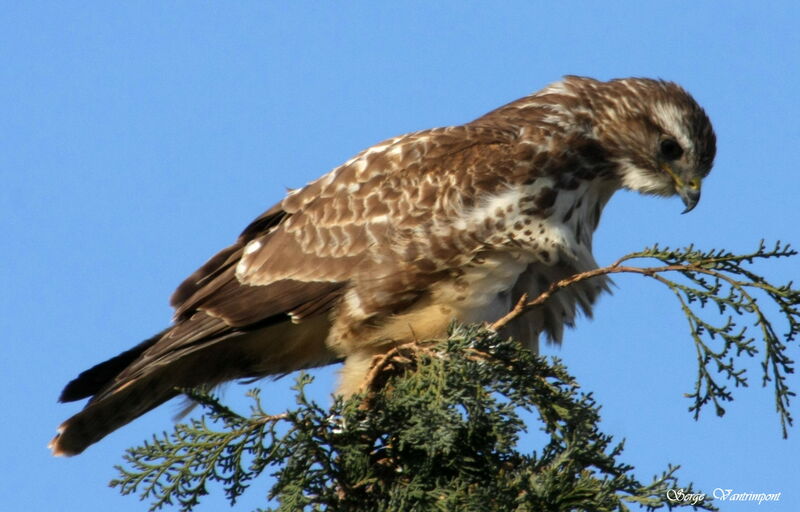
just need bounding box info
[112,328,717,511]
[492,240,798,436]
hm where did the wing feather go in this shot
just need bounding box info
[135,124,527,388]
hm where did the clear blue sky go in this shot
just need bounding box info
[2,2,799,510]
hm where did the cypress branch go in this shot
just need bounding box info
[492,240,798,436]
[113,328,716,511]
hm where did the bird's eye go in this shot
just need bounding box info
[660,139,684,161]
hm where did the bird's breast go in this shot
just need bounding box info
[433,250,533,325]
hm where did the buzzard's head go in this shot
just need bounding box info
[556,76,717,213]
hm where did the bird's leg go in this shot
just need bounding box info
[356,341,437,405]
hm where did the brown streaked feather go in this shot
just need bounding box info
[234,127,518,288]
[236,227,368,286]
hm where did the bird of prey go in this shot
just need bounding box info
[50,76,716,456]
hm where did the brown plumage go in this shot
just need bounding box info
[50,76,716,456]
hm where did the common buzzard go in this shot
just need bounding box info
[51,76,716,455]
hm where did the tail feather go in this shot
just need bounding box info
[50,332,230,456]
[50,369,178,456]
[50,313,235,456]
[50,315,336,456]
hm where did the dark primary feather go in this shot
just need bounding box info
[58,331,165,403]
[170,206,286,317]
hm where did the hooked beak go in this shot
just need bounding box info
[677,181,701,213]
[660,163,702,214]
